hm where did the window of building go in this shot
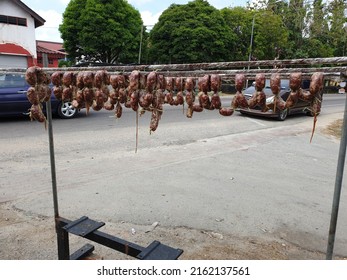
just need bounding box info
[0,15,27,26]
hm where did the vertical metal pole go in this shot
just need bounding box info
[246,15,255,88]
[47,99,70,259]
[138,25,144,64]
[248,15,255,66]
[326,93,347,259]
[46,100,59,218]
[43,56,69,259]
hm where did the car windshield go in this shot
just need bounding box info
[0,73,28,88]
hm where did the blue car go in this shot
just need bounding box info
[0,72,78,119]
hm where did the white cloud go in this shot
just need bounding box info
[128,0,154,6]
[35,9,64,42]
[59,0,71,5]
[208,0,229,9]
[141,11,162,27]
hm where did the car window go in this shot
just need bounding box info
[0,74,28,88]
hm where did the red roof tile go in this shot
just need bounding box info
[36,45,66,58]
[37,41,64,52]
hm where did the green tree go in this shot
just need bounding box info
[309,0,329,42]
[284,0,308,58]
[304,0,333,58]
[222,6,288,61]
[59,0,142,64]
[220,7,254,61]
[148,0,235,64]
[327,0,347,56]
[251,9,288,60]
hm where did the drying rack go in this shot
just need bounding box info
[45,101,183,260]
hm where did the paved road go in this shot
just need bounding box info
[0,94,346,257]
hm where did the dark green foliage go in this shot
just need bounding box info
[59,0,142,64]
[221,7,288,61]
[59,0,346,64]
[148,0,235,64]
[327,0,347,56]
[220,7,254,61]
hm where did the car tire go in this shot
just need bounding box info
[57,101,78,119]
[277,108,288,121]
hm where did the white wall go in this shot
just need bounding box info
[0,0,38,58]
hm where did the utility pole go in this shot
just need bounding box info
[138,25,144,64]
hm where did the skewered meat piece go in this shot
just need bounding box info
[139,72,156,109]
[149,74,166,133]
[174,77,184,106]
[309,72,324,143]
[165,77,175,105]
[127,70,141,111]
[299,72,322,102]
[268,73,285,112]
[38,84,51,102]
[248,73,267,112]
[29,104,47,128]
[211,93,222,109]
[81,72,95,113]
[209,74,232,116]
[36,68,49,85]
[231,74,248,109]
[285,72,302,109]
[110,74,127,103]
[154,75,166,117]
[92,89,105,111]
[210,74,221,94]
[198,74,211,110]
[61,71,75,101]
[219,107,234,116]
[51,71,63,101]
[184,77,196,118]
[138,73,148,108]
[26,86,39,105]
[25,66,38,86]
[92,70,109,111]
[51,71,62,87]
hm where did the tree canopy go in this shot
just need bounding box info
[220,6,288,61]
[59,0,346,65]
[148,0,235,64]
[59,0,142,64]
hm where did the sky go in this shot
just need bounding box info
[20,0,248,43]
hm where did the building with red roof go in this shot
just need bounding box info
[0,0,65,68]
[36,41,66,68]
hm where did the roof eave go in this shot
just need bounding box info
[14,0,46,28]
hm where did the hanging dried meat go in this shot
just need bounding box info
[23,67,324,143]
[308,72,324,143]
[184,77,196,118]
[248,73,267,112]
[198,74,211,110]
[231,73,248,110]
[164,77,175,105]
[92,70,109,111]
[174,77,185,107]
[268,73,285,112]
[25,66,51,127]
[285,72,302,109]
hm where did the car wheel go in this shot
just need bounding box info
[57,101,78,119]
[277,108,288,121]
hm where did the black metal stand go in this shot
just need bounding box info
[55,216,183,260]
[46,101,183,260]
